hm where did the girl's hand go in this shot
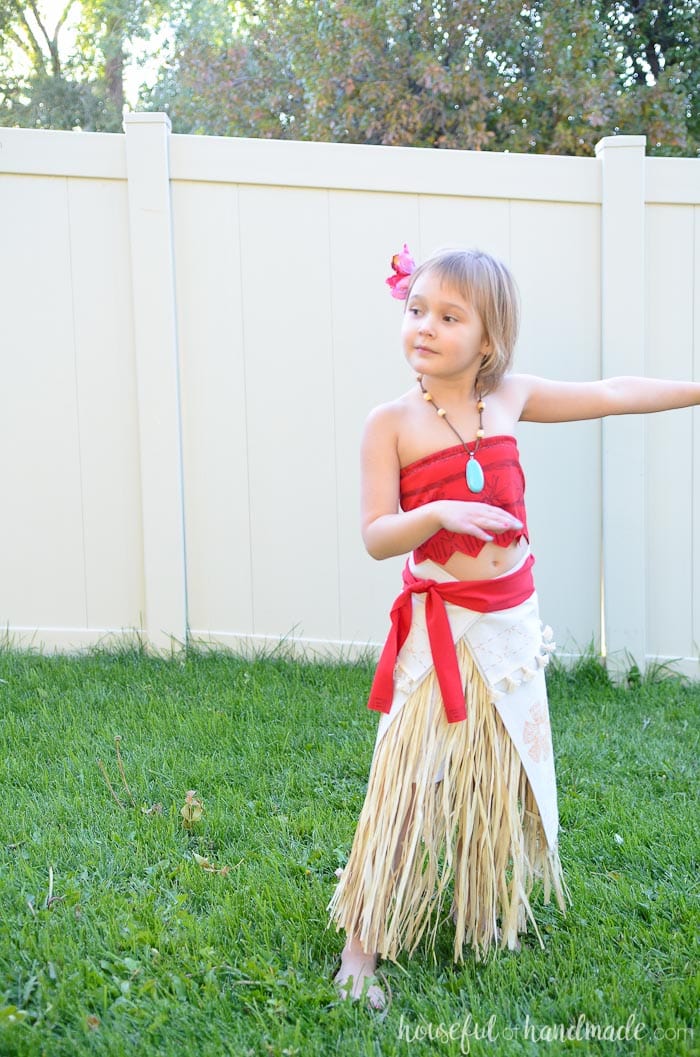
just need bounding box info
[437,500,523,542]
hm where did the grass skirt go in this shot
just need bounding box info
[328,631,569,963]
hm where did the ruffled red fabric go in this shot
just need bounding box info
[400,436,528,563]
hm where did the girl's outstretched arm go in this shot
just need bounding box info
[512,374,700,424]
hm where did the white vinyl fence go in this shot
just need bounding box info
[1,114,698,676]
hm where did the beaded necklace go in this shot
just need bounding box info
[417,374,485,493]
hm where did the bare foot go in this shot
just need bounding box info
[334,942,385,1010]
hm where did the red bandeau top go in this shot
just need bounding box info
[400,436,528,564]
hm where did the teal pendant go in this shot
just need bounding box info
[466,454,484,493]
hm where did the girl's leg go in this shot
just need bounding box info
[334,934,384,1009]
[334,785,416,1009]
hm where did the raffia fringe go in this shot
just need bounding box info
[328,638,570,963]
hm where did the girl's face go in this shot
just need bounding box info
[402,271,489,382]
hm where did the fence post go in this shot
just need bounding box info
[595,134,647,673]
[123,112,188,654]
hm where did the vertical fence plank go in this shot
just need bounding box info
[417,196,510,261]
[694,206,700,671]
[124,112,187,653]
[645,205,695,665]
[595,135,647,671]
[511,199,603,656]
[237,184,340,644]
[0,174,87,634]
[172,181,254,641]
[68,177,144,635]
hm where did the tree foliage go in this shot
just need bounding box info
[0,0,697,155]
[0,0,168,129]
[145,0,699,156]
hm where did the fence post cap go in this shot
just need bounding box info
[123,111,172,131]
[595,134,647,156]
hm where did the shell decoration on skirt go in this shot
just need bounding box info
[327,553,570,963]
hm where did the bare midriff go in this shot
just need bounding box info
[438,535,529,581]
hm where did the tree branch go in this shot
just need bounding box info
[15,7,46,72]
[26,0,61,75]
[55,0,77,38]
[26,0,52,53]
[4,23,29,52]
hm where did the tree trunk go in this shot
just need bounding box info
[104,13,124,115]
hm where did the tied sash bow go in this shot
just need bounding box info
[367,554,535,723]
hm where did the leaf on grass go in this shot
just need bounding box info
[192,852,230,875]
[85,1015,100,1031]
[181,790,204,828]
[141,803,163,815]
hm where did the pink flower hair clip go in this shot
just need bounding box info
[385,243,416,300]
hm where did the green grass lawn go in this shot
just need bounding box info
[0,645,697,1057]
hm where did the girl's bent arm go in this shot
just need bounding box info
[514,374,700,424]
[360,406,440,560]
[363,506,446,561]
[361,406,523,560]
[364,504,522,559]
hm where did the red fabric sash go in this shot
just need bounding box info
[368,553,535,724]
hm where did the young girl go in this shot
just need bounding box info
[328,245,700,1009]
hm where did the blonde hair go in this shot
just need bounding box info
[406,248,520,394]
